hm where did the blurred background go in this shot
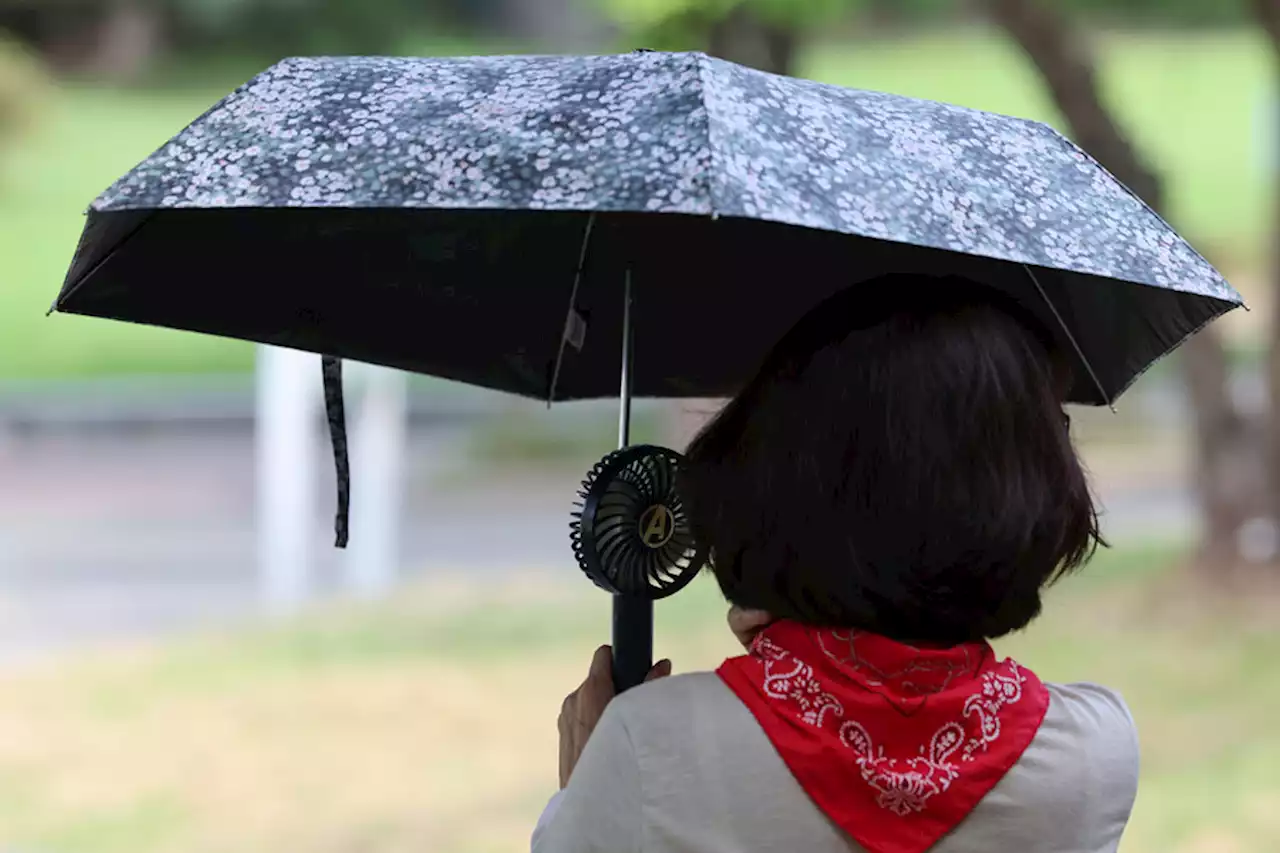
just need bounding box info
[0,0,1277,851]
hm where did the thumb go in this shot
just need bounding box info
[645,659,673,682]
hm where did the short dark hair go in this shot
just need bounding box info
[681,273,1103,645]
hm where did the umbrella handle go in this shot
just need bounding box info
[612,594,653,693]
[609,269,654,694]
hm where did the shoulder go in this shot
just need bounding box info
[1038,681,1140,789]
[963,680,1139,846]
[605,671,746,741]
[611,670,737,717]
[1043,681,1139,744]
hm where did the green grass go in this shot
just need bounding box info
[0,84,257,379]
[0,28,1271,379]
[0,542,1278,852]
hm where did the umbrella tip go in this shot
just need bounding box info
[1243,301,1253,313]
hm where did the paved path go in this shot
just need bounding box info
[0,425,590,664]
[0,423,1196,667]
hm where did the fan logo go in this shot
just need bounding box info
[638,504,675,549]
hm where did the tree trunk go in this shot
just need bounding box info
[1250,0,1280,562]
[496,0,605,50]
[707,5,798,78]
[666,4,799,450]
[43,0,163,82]
[89,0,162,82]
[982,0,1261,568]
[1252,0,1280,48]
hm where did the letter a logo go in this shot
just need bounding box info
[638,504,674,549]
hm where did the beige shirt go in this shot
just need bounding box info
[533,671,1139,853]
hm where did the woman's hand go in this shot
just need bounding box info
[558,645,671,789]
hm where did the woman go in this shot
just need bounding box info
[533,273,1139,853]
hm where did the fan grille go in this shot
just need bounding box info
[570,445,707,599]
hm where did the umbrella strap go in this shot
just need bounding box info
[322,356,350,549]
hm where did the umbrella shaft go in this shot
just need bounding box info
[613,594,654,692]
[613,268,651,693]
[618,268,634,450]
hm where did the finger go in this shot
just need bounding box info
[644,659,673,682]
[561,690,580,723]
[587,670,618,707]
[586,646,615,693]
[574,647,614,709]
[589,645,612,679]
[727,606,774,649]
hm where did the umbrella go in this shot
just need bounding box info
[51,50,1242,690]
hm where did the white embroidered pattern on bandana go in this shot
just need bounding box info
[753,634,1029,816]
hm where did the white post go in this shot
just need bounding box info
[255,344,320,615]
[343,361,409,599]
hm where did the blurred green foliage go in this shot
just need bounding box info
[167,0,472,55]
[0,0,1258,64]
[600,0,854,35]
[1063,0,1250,26]
[173,0,1256,60]
[600,0,1254,49]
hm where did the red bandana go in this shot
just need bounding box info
[717,620,1050,853]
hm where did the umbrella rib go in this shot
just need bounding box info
[1021,264,1115,411]
[547,212,597,407]
[48,211,157,315]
